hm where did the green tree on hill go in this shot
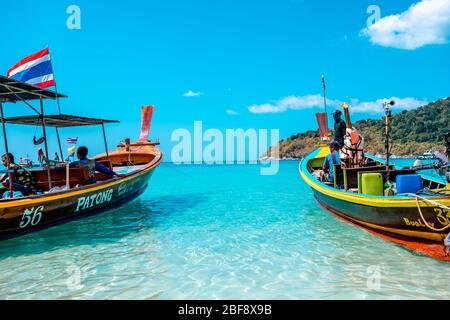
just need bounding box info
[268,98,450,159]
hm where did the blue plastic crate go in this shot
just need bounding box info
[396,174,423,194]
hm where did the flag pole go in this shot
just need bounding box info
[47,47,64,161]
[322,74,329,132]
[322,74,327,115]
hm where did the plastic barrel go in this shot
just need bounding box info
[396,174,423,194]
[361,173,383,196]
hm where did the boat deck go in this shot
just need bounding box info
[304,148,448,196]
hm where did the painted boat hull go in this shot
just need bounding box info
[299,147,450,261]
[0,147,162,240]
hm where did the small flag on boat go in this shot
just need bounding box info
[7,48,55,89]
[33,136,45,146]
[67,145,77,156]
[66,137,78,144]
[37,148,46,164]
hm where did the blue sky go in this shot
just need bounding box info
[1,0,449,161]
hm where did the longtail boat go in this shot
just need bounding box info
[299,101,450,261]
[0,75,162,240]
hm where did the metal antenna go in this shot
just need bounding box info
[322,74,327,115]
[384,100,395,181]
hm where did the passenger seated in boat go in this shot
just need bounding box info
[0,153,38,196]
[320,142,341,183]
[70,146,125,184]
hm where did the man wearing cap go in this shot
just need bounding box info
[320,142,342,183]
[332,110,347,148]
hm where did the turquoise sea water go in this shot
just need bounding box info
[0,161,449,300]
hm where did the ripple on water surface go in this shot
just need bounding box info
[0,162,449,299]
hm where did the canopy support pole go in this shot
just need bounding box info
[55,128,64,161]
[101,122,111,162]
[40,97,52,191]
[0,101,13,198]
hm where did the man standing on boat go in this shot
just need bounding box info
[70,146,126,184]
[320,142,341,183]
[332,110,347,148]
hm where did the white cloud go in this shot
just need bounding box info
[362,0,450,50]
[182,90,203,97]
[226,109,238,115]
[350,97,428,114]
[248,95,340,114]
[248,95,427,115]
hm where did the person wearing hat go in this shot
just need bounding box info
[332,109,347,148]
[320,142,342,183]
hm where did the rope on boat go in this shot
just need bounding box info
[403,193,450,232]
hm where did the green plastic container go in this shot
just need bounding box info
[361,173,383,196]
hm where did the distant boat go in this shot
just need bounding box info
[0,76,163,240]
[417,150,438,160]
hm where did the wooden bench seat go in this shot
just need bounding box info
[97,159,113,170]
[31,167,89,191]
[333,165,393,189]
[332,165,415,191]
[29,159,116,192]
[365,160,381,167]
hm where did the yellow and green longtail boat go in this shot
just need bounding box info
[299,108,450,261]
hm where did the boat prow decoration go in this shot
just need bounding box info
[93,105,162,169]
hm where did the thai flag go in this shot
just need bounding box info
[66,137,78,145]
[7,48,55,89]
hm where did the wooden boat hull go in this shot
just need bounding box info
[0,147,162,240]
[299,147,450,261]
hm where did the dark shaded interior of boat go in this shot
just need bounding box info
[307,156,447,194]
[30,160,114,191]
[0,151,158,200]
[30,151,157,192]
[0,75,160,199]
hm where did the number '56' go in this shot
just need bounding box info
[19,206,44,228]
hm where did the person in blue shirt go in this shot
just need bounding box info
[321,141,341,183]
[70,146,125,184]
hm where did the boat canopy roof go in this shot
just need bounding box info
[0,75,66,102]
[3,114,119,127]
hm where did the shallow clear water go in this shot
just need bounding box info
[0,161,449,300]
